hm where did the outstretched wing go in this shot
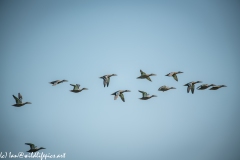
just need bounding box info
[61,80,68,83]
[119,93,125,102]
[104,80,107,87]
[25,143,36,149]
[75,84,80,90]
[191,84,195,94]
[172,74,178,81]
[70,84,75,90]
[107,77,110,87]
[102,76,108,87]
[146,77,152,81]
[140,70,146,76]
[70,84,80,90]
[139,90,147,97]
[187,84,191,93]
[114,91,120,100]
[13,95,22,104]
[18,93,22,100]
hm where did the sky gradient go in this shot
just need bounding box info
[1,0,240,160]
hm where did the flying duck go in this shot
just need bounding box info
[12,93,31,107]
[158,85,176,92]
[49,80,68,86]
[209,85,227,90]
[70,84,88,93]
[137,70,156,82]
[25,143,46,152]
[99,74,117,87]
[111,90,131,102]
[138,90,157,100]
[165,71,183,81]
[184,81,202,94]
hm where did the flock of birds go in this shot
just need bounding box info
[12,69,226,152]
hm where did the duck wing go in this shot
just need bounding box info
[119,93,125,102]
[172,74,178,81]
[187,84,191,93]
[25,143,36,149]
[107,77,110,87]
[102,76,108,87]
[146,76,152,82]
[191,84,195,94]
[74,84,80,90]
[140,70,146,76]
[18,93,22,100]
[13,95,22,104]
[139,90,147,97]
[114,91,120,100]
[52,80,60,86]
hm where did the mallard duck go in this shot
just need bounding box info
[137,70,156,82]
[49,80,68,86]
[99,74,117,87]
[184,81,202,94]
[165,71,183,81]
[158,85,176,92]
[111,90,131,102]
[25,143,45,152]
[197,84,216,90]
[138,90,157,100]
[12,93,31,107]
[209,85,227,90]
[70,84,88,93]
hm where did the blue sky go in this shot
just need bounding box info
[1,0,240,160]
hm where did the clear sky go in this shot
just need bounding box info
[1,0,240,160]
